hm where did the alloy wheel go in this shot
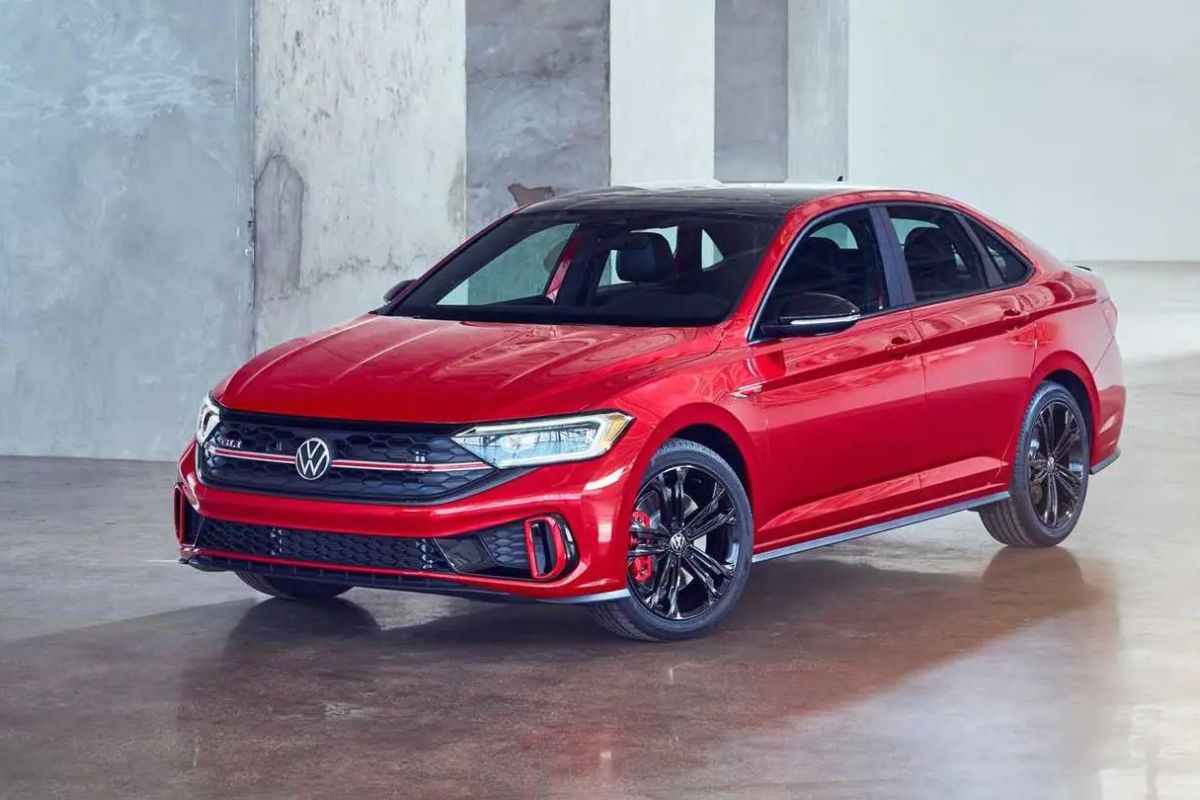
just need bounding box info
[1027,400,1086,528]
[627,465,741,620]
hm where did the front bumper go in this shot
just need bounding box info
[176,435,644,603]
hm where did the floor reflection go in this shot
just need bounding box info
[160,546,1117,799]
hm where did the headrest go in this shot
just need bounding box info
[795,237,840,269]
[615,232,674,284]
[904,226,956,263]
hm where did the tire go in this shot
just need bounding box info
[236,571,353,600]
[589,438,754,642]
[980,382,1090,547]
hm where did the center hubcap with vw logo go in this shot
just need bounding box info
[668,531,687,553]
[295,438,332,480]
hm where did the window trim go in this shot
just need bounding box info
[876,202,1037,311]
[959,213,1034,287]
[747,203,906,344]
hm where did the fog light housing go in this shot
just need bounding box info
[524,515,576,581]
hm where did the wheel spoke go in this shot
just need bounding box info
[1045,471,1059,525]
[629,541,668,558]
[648,474,674,527]
[1055,470,1080,502]
[1028,455,1052,485]
[1053,414,1079,459]
[669,466,689,523]
[665,565,683,619]
[685,508,736,542]
[687,544,732,581]
[682,553,720,600]
[648,553,678,610]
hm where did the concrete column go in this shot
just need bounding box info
[253,0,467,350]
[787,0,848,181]
[0,0,254,459]
[714,0,789,182]
[465,0,610,233]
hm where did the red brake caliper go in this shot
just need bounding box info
[629,510,655,584]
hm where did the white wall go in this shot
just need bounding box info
[848,0,1200,262]
[610,0,715,184]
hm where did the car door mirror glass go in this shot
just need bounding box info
[761,292,861,338]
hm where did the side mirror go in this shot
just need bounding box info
[760,292,861,338]
[383,279,414,302]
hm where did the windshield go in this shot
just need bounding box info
[389,209,785,326]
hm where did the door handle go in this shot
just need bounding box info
[886,334,914,353]
[1001,307,1028,327]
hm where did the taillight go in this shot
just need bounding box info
[524,515,576,580]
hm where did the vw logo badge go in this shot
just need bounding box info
[295,438,331,481]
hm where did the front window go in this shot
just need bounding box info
[390,210,784,326]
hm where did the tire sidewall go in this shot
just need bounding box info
[1010,383,1091,543]
[611,439,754,640]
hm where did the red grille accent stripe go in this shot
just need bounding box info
[206,445,489,473]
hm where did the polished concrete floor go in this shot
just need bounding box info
[2,264,1199,799]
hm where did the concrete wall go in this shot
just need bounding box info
[0,0,253,459]
[714,0,789,181]
[254,0,467,349]
[610,0,714,184]
[465,0,610,233]
[787,0,848,181]
[848,0,1200,262]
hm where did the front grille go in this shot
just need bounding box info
[190,513,534,579]
[198,408,502,504]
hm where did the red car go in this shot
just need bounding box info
[175,184,1125,641]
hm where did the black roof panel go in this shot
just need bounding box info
[519,183,860,216]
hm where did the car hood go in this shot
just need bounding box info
[215,314,718,423]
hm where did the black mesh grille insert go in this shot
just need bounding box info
[198,408,501,504]
[192,515,534,578]
[197,518,452,572]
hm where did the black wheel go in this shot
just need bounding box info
[589,439,753,641]
[236,571,352,600]
[980,382,1090,547]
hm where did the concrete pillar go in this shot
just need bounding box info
[787,0,848,181]
[253,0,467,349]
[0,0,254,459]
[714,0,789,182]
[465,0,610,233]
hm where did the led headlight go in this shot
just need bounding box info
[451,412,632,469]
[195,395,221,444]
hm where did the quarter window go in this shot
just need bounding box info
[766,209,890,315]
[888,206,986,303]
[966,218,1031,285]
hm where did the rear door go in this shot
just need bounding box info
[881,204,1036,501]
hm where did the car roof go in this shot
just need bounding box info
[520,182,872,216]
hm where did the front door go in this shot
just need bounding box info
[749,207,928,550]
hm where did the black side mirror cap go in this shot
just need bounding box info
[383,279,414,302]
[759,292,861,338]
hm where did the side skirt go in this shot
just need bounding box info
[751,491,1011,564]
[1090,447,1120,475]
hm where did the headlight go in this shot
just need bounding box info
[195,395,221,444]
[451,412,632,469]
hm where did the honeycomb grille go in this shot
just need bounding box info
[198,409,498,503]
[192,515,533,578]
[197,518,452,572]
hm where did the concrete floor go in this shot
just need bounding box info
[1,264,1198,799]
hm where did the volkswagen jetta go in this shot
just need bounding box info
[175,184,1125,640]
